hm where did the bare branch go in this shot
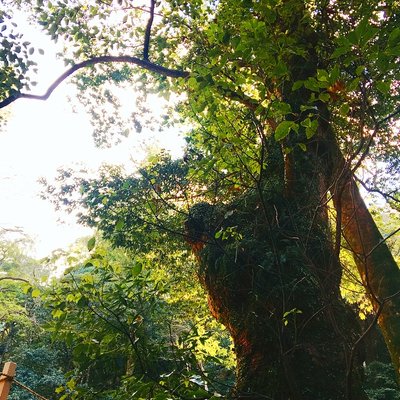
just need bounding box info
[377,105,400,127]
[356,176,400,205]
[365,227,400,259]
[0,55,189,109]
[143,0,155,60]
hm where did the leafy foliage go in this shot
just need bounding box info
[0,234,67,400]
[0,7,40,101]
[365,362,400,400]
[42,239,234,399]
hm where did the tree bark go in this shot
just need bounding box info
[186,140,367,398]
[315,110,400,381]
[332,172,400,381]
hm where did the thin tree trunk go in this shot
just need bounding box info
[317,109,400,380]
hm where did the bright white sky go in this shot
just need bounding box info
[0,16,184,258]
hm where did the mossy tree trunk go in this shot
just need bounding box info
[186,137,367,399]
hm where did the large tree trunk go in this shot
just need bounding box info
[185,140,367,398]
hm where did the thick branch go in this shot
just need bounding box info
[143,0,155,60]
[0,55,189,109]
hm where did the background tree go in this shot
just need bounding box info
[0,233,67,400]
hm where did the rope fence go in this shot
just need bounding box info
[0,362,50,400]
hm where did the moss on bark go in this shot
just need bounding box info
[186,187,366,399]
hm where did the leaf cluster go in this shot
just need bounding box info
[41,238,234,399]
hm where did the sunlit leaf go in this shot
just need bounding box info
[87,237,96,251]
[274,121,297,141]
[132,261,142,276]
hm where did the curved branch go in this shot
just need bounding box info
[0,55,189,109]
[355,176,400,205]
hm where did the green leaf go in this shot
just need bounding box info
[316,69,329,82]
[347,30,358,45]
[132,261,143,276]
[82,274,94,285]
[355,65,365,76]
[298,143,307,151]
[331,44,351,59]
[215,229,223,239]
[101,334,115,345]
[22,283,32,294]
[388,27,400,46]
[305,119,319,139]
[273,61,288,77]
[187,77,198,89]
[231,36,240,49]
[318,92,331,102]
[31,288,41,298]
[52,309,64,319]
[339,103,350,116]
[292,80,304,91]
[274,121,297,141]
[304,77,320,92]
[115,218,125,231]
[87,237,96,251]
[376,81,391,95]
[330,65,340,81]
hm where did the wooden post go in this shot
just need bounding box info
[0,362,16,400]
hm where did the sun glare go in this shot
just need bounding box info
[0,12,185,258]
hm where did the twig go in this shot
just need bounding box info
[365,227,400,258]
[13,378,51,400]
[355,177,400,205]
[377,106,400,127]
